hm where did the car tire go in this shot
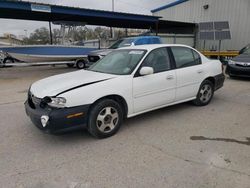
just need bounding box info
[192,80,214,106]
[3,57,14,64]
[76,60,86,69]
[87,99,123,139]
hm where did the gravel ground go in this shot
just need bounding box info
[0,65,250,188]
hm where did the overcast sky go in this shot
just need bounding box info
[0,0,173,37]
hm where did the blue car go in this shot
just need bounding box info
[87,36,162,64]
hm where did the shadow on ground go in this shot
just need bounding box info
[190,136,250,146]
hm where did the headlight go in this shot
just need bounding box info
[47,97,66,108]
[228,60,236,65]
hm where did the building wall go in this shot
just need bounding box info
[153,0,250,51]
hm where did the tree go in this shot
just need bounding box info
[24,27,50,44]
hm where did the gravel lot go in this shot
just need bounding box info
[0,65,250,188]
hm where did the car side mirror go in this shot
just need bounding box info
[139,66,154,76]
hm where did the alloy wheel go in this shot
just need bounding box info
[199,84,212,103]
[96,107,119,133]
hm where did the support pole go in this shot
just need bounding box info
[110,0,114,38]
[49,21,53,45]
[155,21,159,36]
[218,40,221,60]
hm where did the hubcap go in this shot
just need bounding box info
[199,84,212,103]
[96,107,119,133]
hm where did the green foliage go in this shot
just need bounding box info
[23,26,127,45]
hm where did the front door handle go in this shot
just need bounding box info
[166,75,174,80]
[197,70,204,74]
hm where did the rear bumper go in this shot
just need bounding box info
[226,64,250,77]
[214,73,225,90]
[25,101,89,134]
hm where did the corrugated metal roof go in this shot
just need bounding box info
[0,0,160,29]
[151,0,189,13]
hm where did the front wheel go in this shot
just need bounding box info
[87,99,123,139]
[192,80,214,106]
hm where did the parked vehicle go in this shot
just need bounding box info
[239,43,250,55]
[0,45,98,68]
[25,44,224,138]
[226,44,250,77]
[87,36,162,64]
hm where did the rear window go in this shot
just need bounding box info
[171,47,201,68]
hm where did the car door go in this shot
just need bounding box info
[170,46,205,101]
[133,47,176,113]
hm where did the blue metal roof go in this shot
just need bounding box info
[151,0,189,13]
[0,0,160,29]
[0,0,195,34]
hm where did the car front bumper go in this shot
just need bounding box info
[226,64,250,77]
[25,100,90,134]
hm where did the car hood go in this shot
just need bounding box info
[232,54,250,62]
[88,49,113,56]
[30,70,116,98]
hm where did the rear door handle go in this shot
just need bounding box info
[166,75,174,80]
[197,70,204,74]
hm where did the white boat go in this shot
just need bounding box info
[0,45,98,63]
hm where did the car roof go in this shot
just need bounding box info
[125,36,160,39]
[119,44,193,51]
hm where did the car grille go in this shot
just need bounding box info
[236,62,250,67]
[88,55,100,63]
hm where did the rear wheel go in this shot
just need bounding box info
[1,57,14,68]
[3,57,14,64]
[193,80,214,106]
[76,59,86,69]
[87,99,123,139]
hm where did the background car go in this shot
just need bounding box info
[87,36,162,65]
[226,44,250,78]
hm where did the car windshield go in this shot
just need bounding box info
[109,38,135,49]
[88,49,146,75]
[242,47,250,55]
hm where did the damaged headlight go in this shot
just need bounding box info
[43,97,67,108]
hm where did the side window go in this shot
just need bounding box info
[192,50,202,65]
[171,47,201,68]
[142,48,171,73]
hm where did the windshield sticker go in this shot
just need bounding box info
[129,51,144,55]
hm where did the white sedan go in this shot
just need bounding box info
[25,44,225,138]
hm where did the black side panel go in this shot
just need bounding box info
[214,73,225,90]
